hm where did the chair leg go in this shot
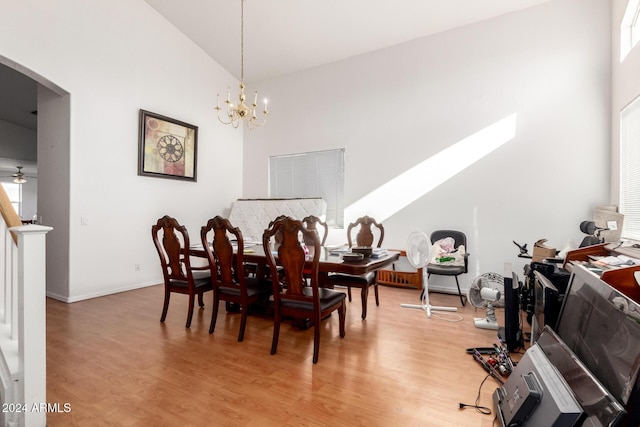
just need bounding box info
[312,312,321,364]
[427,272,467,306]
[238,304,249,342]
[339,302,346,338]
[209,293,220,334]
[160,289,170,322]
[426,272,431,302]
[271,310,281,356]
[186,294,195,328]
[373,283,379,306]
[360,286,368,320]
[347,286,352,302]
[198,291,205,308]
[454,276,467,306]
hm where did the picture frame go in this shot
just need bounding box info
[138,109,198,182]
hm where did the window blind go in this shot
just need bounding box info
[269,149,345,227]
[620,96,640,240]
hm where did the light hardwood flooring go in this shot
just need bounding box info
[46,284,517,426]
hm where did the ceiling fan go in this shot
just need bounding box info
[1,166,36,184]
[13,166,27,184]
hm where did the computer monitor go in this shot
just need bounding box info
[555,264,640,421]
[530,270,562,344]
[500,262,523,352]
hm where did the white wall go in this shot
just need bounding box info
[0,0,614,300]
[0,120,36,161]
[244,0,612,291]
[0,0,245,301]
[20,179,37,220]
[37,85,70,300]
[611,0,640,202]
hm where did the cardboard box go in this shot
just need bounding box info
[532,239,556,263]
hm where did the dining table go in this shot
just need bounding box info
[190,243,400,279]
[190,243,400,327]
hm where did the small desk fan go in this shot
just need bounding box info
[401,231,457,318]
[468,273,504,330]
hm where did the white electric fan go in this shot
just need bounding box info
[400,231,457,318]
[468,273,504,330]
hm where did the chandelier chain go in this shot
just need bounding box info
[215,0,268,130]
[240,0,244,82]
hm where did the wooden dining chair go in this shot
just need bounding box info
[152,215,213,328]
[302,215,328,246]
[325,215,384,319]
[201,216,272,341]
[301,215,328,281]
[263,216,346,364]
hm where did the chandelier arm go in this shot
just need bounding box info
[215,105,236,126]
[215,112,233,126]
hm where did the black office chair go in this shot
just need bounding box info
[579,220,604,247]
[426,230,468,306]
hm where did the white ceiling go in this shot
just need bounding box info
[0,65,37,130]
[144,0,550,82]
[0,65,37,175]
[0,0,551,172]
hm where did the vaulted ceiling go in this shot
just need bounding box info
[144,0,550,82]
[0,1,551,139]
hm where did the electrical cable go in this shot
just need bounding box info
[431,311,464,322]
[458,374,492,415]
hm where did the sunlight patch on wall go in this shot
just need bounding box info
[344,114,518,223]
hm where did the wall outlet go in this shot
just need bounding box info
[134,264,140,271]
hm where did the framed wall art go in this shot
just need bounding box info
[138,109,198,181]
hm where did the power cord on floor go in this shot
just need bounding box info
[431,311,464,322]
[458,374,492,415]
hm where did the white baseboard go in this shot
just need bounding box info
[46,281,160,303]
[48,282,469,303]
[427,283,469,295]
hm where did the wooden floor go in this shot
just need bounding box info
[46,284,515,426]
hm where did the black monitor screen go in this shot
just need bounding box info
[502,263,523,352]
[555,265,640,406]
[531,271,561,344]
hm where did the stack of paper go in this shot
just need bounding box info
[371,248,388,258]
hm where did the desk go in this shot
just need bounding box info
[563,242,640,303]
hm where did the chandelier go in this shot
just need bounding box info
[215,0,268,130]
